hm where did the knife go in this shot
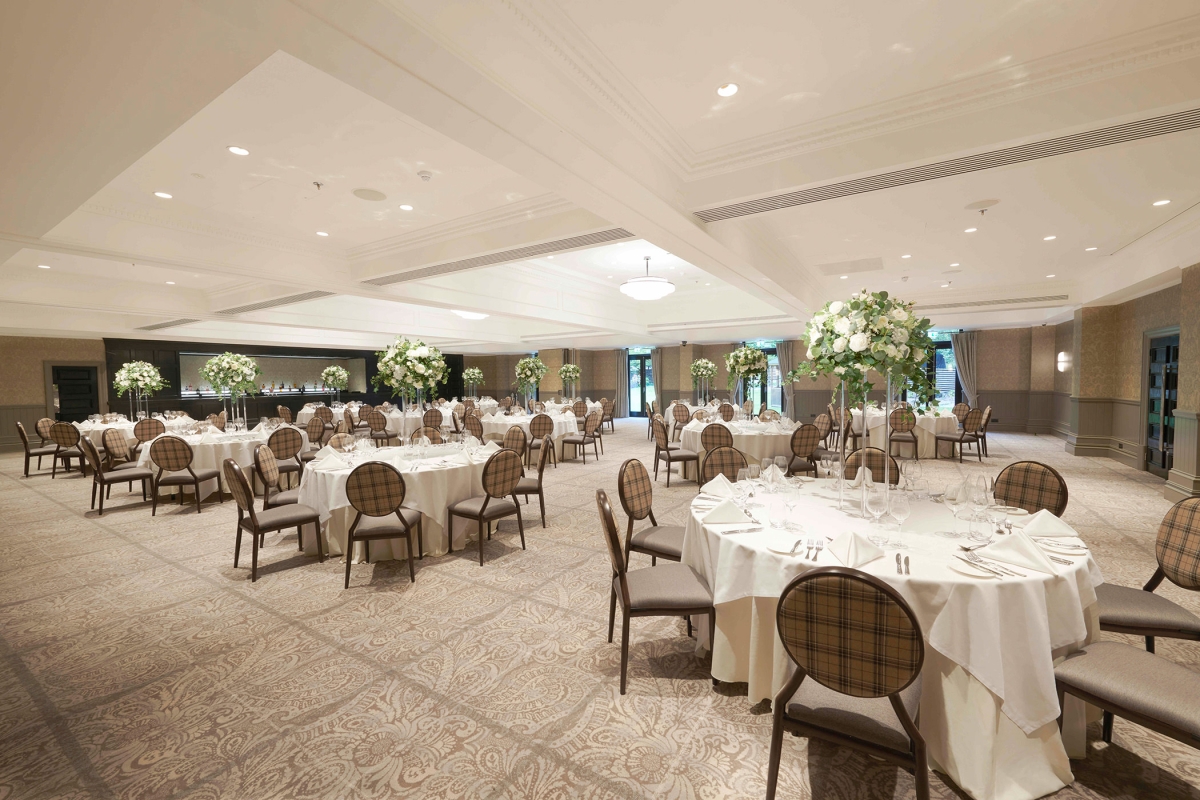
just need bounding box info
[896,553,902,574]
[904,556,910,575]
[955,555,1003,576]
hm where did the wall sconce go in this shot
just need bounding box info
[1057,351,1070,373]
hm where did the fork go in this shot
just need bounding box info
[965,551,1026,577]
[812,540,823,562]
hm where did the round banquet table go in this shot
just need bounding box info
[679,419,795,478]
[296,443,493,560]
[479,411,580,458]
[542,400,602,417]
[74,416,197,449]
[295,404,364,428]
[681,480,1103,800]
[377,408,456,439]
[851,407,960,458]
[135,427,309,499]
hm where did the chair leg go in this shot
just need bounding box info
[666,458,671,487]
[52,452,58,479]
[98,481,105,515]
[1102,710,1114,743]
[913,738,931,800]
[314,522,324,563]
[607,586,617,643]
[418,519,424,559]
[619,611,631,695]
[151,480,159,516]
[344,536,354,589]
[765,712,785,800]
[194,480,202,514]
[234,525,242,567]
[1146,635,1156,653]
[406,535,416,583]
[538,490,546,528]
[251,529,259,582]
[478,518,485,567]
[515,504,526,550]
[23,455,30,478]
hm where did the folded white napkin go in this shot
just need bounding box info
[702,499,752,525]
[1020,509,1077,538]
[700,473,735,498]
[827,531,885,568]
[978,530,1058,575]
[848,466,873,489]
[480,441,501,453]
[199,428,220,444]
[311,453,353,471]
[761,464,786,483]
[684,420,705,432]
[313,444,340,460]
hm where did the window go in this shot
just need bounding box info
[925,331,960,411]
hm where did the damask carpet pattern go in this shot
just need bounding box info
[2,420,1199,798]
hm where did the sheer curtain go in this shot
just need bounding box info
[776,340,796,419]
[950,331,978,407]
[650,348,664,414]
[614,349,629,417]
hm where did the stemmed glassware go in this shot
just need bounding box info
[890,492,911,534]
[866,486,889,525]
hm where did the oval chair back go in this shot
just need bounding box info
[672,403,691,428]
[952,402,970,422]
[305,416,326,447]
[700,445,747,485]
[366,410,388,433]
[253,444,284,507]
[889,408,917,433]
[267,425,303,465]
[790,424,821,461]
[502,425,527,459]
[718,403,735,421]
[423,408,443,430]
[813,413,832,443]
[844,447,900,485]
[529,413,553,441]
[572,400,587,423]
[994,461,1068,517]
[700,423,733,452]
[36,417,54,444]
[149,435,195,474]
[583,410,603,437]
[463,414,484,441]
[102,427,133,467]
[328,432,355,450]
[617,458,655,524]
[49,421,80,451]
[962,408,985,435]
[410,426,442,445]
[134,417,165,445]
[1155,497,1200,590]
[314,406,334,424]
[483,448,523,499]
[276,405,293,423]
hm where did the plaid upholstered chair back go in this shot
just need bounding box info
[454,403,466,416]
[360,405,373,416]
[502,425,527,456]
[535,434,553,477]
[701,424,734,452]
[102,427,132,462]
[889,408,917,433]
[314,406,334,423]
[1156,497,1200,589]
[813,413,832,441]
[305,417,325,445]
[500,397,512,409]
[651,418,670,450]
[276,405,293,423]
[760,409,781,422]
[596,489,627,579]
[742,400,754,414]
[644,402,653,417]
[35,417,54,443]
[701,446,747,485]
[366,410,388,433]
[268,426,303,461]
[344,409,357,431]
[483,448,522,498]
[952,402,969,422]
[149,436,194,472]
[844,448,900,485]
[16,422,32,450]
[134,418,165,443]
[347,461,406,517]
[584,411,603,436]
[207,414,225,431]
[532,401,545,413]
[223,459,256,519]
[423,409,443,430]
[254,445,281,489]
[463,414,484,440]
[572,400,587,421]
[601,398,613,416]
[618,459,655,521]
[328,432,355,450]
[790,424,822,460]
[981,406,993,429]
[962,408,985,434]
[411,427,443,445]
[718,403,735,421]
[78,436,104,475]
[49,421,80,449]
[672,403,691,425]
[777,568,923,698]
[529,413,553,440]
[691,410,705,421]
[994,461,1068,516]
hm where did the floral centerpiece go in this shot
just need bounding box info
[558,363,581,398]
[724,347,769,405]
[114,361,167,419]
[514,356,548,400]
[372,337,448,404]
[690,358,716,402]
[200,353,260,398]
[462,366,485,397]
[321,365,349,391]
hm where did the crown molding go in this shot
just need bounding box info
[491,4,1200,180]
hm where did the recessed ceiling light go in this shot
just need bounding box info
[316,231,329,237]
[1153,199,1171,206]
[949,263,960,267]
[607,275,613,278]
[717,83,739,97]
[451,309,489,320]
[840,275,849,280]
[227,146,249,156]
[1043,235,1056,241]
[705,282,711,286]
[941,283,951,288]
[1085,247,1097,251]
[964,227,977,233]
[37,264,49,269]
[547,255,554,259]
[1046,274,1056,278]
[399,204,413,211]
[901,254,911,259]
[165,281,175,285]
[154,191,172,199]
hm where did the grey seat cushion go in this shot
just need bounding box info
[56,447,82,458]
[561,434,596,445]
[242,503,320,532]
[1096,583,1200,636]
[789,457,816,473]
[112,460,144,471]
[630,525,684,559]
[27,445,57,457]
[1055,640,1200,740]
[620,563,712,610]
[299,450,318,461]
[449,496,518,520]
[352,508,423,537]
[100,466,154,483]
[786,674,922,754]
[663,449,698,461]
[514,476,541,494]
[157,468,221,486]
[265,488,300,507]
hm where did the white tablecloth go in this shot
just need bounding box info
[296,444,492,560]
[542,400,602,417]
[680,420,795,476]
[74,416,196,449]
[135,427,309,498]
[681,481,1103,800]
[480,412,579,457]
[851,408,960,458]
[377,409,456,439]
[296,405,362,427]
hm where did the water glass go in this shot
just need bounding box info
[819,455,831,477]
[736,468,749,484]
[890,492,911,533]
[748,464,761,481]
[866,487,888,524]
[774,456,788,475]
[913,479,929,501]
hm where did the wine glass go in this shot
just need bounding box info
[819,454,832,478]
[748,464,761,482]
[890,492,911,534]
[866,486,888,525]
[969,476,989,521]
[774,456,788,476]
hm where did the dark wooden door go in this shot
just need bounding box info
[1146,335,1179,478]
[53,366,99,422]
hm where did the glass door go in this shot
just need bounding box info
[628,354,655,416]
[750,349,782,412]
[1146,334,1179,478]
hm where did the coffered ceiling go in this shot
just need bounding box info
[2,0,1200,352]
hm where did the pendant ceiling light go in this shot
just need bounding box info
[620,256,676,301]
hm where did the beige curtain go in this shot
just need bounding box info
[776,340,796,419]
[950,331,978,407]
[614,349,628,417]
[650,348,664,413]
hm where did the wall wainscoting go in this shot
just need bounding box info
[1064,397,1142,469]
[0,404,52,453]
[1166,410,1200,502]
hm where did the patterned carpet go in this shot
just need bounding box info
[2,419,1200,799]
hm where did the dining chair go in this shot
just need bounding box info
[410,426,443,445]
[888,408,919,460]
[16,422,57,477]
[700,422,733,453]
[447,448,525,566]
[502,425,527,461]
[363,409,393,447]
[978,406,993,457]
[934,408,984,462]
[344,461,423,587]
[760,409,781,422]
[562,411,603,464]
[718,403,735,422]
[993,460,1068,516]
[788,424,821,476]
[328,432,355,450]
[48,421,83,477]
[813,412,833,451]
[35,417,54,447]
[314,405,335,436]
[951,402,970,424]
[699,445,746,486]
[652,418,697,487]
[514,433,552,527]
[825,404,839,449]
[527,413,556,469]
[671,403,691,441]
[844,447,900,485]
[422,408,444,431]
[302,417,328,460]
[224,459,322,582]
[618,458,682,564]
[652,414,679,451]
[78,437,152,516]
[767,567,928,800]
[132,418,165,456]
[645,402,655,439]
[148,435,224,514]
[572,400,588,429]
[596,489,713,694]
[276,405,293,424]
[253,445,299,510]
[601,398,615,432]
[463,414,484,442]
[101,427,146,495]
[267,425,305,485]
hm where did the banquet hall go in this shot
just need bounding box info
[5,2,1200,798]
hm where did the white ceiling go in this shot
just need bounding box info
[2,1,1200,354]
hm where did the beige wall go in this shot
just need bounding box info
[540,349,565,394]
[1054,319,1075,395]
[1181,265,1200,412]
[1074,284,1179,400]
[976,328,1032,391]
[0,336,106,406]
[1031,326,1056,392]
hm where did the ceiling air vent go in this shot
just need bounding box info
[363,228,635,286]
[648,314,795,332]
[914,295,1069,311]
[215,290,335,316]
[695,107,1200,222]
[136,318,201,331]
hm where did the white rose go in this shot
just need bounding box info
[885,344,899,358]
[834,317,852,335]
[849,332,869,352]
[828,301,844,315]
[834,366,846,376]
[912,349,925,361]
[892,328,909,343]
[833,337,848,353]
[806,347,815,359]
[891,308,908,322]
[810,330,823,343]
